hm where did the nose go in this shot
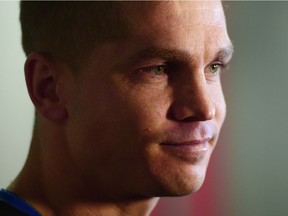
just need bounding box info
[170,73,216,122]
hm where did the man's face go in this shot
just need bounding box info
[65,1,232,199]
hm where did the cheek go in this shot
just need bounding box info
[211,84,226,126]
[114,80,172,133]
[217,91,226,125]
[67,80,170,156]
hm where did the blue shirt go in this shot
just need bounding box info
[0,189,41,216]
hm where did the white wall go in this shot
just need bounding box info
[0,1,33,188]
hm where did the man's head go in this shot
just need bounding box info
[21,0,233,202]
[20,2,132,70]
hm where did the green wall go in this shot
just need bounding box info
[226,2,288,215]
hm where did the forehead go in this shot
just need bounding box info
[115,1,230,57]
[120,1,226,31]
[84,1,231,72]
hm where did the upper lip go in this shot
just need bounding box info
[159,121,215,145]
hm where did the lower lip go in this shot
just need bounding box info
[160,140,209,163]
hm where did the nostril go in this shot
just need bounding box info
[168,99,216,122]
[181,116,198,122]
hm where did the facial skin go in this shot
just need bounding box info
[64,0,232,198]
[13,1,233,215]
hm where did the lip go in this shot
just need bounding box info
[160,138,210,163]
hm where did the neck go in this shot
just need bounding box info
[8,130,159,216]
[10,183,159,216]
[44,199,159,216]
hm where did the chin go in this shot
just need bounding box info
[162,171,206,197]
[141,142,213,198]
[146,161,209,197]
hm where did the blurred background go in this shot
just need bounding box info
[1,1,288,216]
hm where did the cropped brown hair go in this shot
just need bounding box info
[20,1,128,70]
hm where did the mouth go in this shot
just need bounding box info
[160,138,211,163]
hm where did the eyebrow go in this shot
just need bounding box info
[215,44,234,62]
[120,43,234,68]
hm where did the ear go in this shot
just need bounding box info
[24,52,68,122]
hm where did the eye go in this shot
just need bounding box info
[209,63,222,74]
[151,65,166,76]
[137,65,168,78]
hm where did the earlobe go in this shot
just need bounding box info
[24,52,68,122]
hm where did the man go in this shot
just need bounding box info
[0,1,233,215]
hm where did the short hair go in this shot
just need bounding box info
[20,1,129,70]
